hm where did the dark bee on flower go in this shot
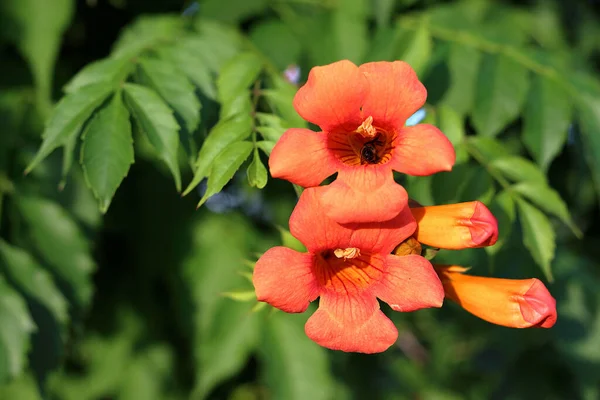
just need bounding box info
[360,134,383,164]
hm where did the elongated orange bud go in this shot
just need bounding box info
[411,202,498,249]
[435,265,557,328]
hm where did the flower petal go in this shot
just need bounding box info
[305,291,398,353]
[411,202,499,249]
[318,165,409,224]
[294,60,366,132]
[374,254,444,312]
[253,247,319,313]
[390,124,455,176]
[290,188,415,254]
[359,61,427,129]
[269,128,338,187]
[435,265,557,328]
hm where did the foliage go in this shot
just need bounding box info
[0,0,599,398]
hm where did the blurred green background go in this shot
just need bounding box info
[1,0,600,399]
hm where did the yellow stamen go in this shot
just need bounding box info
[334,247,361,261]
[356,116,377,138]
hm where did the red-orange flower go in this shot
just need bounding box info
[269,60,455,224]
[253,189,444,353]
[435,265,557,328]
[411,201,499,249]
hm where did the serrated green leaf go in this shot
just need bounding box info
[193,19,245,71]
[472,54,529,137]
[81,92,134,213]
[516,198,555,281]
[111,15,184,57]
[198,142,253,207]
[489,156,547,184]
[442,43,481,115]
[184,115,253,195]
[523,75,572,171]
[123,83,181,191]
[220,92,253,121]
[260,312,335,400]
[0,276,35,383]
[437,105,468,163]
[156,43,217,100]
[0,0,73,110]
[0,240,69,326]
[15,196,95,308]
[25,83,114,173]
[217,52,264,104]
[247,149,268,189]
[395,23,432,77]
[512,182,581,237]
[138,57,201,133]
[250,20,301,70]
[64,56,134,94]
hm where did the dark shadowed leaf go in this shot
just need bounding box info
[485,190,515,256]
[0,240,68,326]
[80,93,134,213]
[15,196,95,308]
[25,83,114,173]
[198,141,253,207]
[516,198,555,281]
[247,149,268,189]
[259,312,335,400]
[523,75,572,171]
[0,276,35,383]
[123,83,181,191]
[441,43,481,115]
[472,54,529,137]
[138,57,201,133]
[184,115,253,195]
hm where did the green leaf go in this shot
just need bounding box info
[465,136,511,161]
[59,121,83,188]
[437,105,468,163]
[25,83,114,173]
[220,92,253,121]
[262,78,307,128]
[155,44,217,100]
[516,198,555,281]
[522,75,572,171]
[0,276,35,383]
[512,182,581,237]
[111,15,184,57]
[182,21,244,74]
[0,373,42,399]
[247,149,268,189]
[256,141,276,156]
[0,0,74,109]
[221,291,257,302]
[332,0,368,63]
[138,57,201,133]
[472,54,529,137]
[183,115,253,195]
[0,240,68,326]
[395,23,432,77]
[574,77,600,201]
[123,83,181,191]
[489,156,548,184]
[198,142,253,207]
[80,92,134,213]
[217,52,264,104]
[201,0,268,23]
[278,227,306,253]
[441,43,481,115]
[259,312,335,400]
[485,190,515,256]
[182,214,260,398]
[64,56,134,94]
[250,20,302,70]
[15,196,95,308]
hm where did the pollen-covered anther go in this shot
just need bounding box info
[356,116,377,138]
[334,247,361,260]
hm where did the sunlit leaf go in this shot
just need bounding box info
[217,52,264,104]
[472,54,529,137]
[25,83,114,173]
[80,92,134,213]
[0,240,68,326]
[64,56,134,94]
[198,141,253,207]
[0,276,35,383]
[516,198,555,281]
[489,156,548,184]
[247,149,268,189]
[523,75,572,171]
[123,83,181,191]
